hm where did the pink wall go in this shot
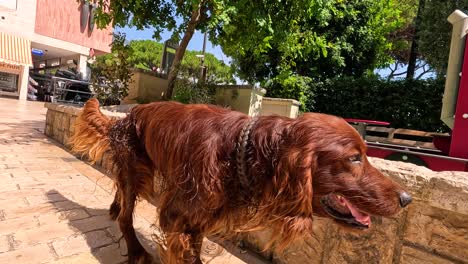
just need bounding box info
[34,0,113,53]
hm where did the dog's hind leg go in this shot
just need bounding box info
[109,191,120,220]
[117,167,153,264]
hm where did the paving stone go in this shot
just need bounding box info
[0,244,55,264]
[52,231,113,257]
[47,252,101,264]
[3,204,58,220]
[0,235,10,253]
[93,243,128,264]
[14,223,76,248]
[0,216,38,235]
[71,215,115,233]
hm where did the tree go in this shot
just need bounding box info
[406,0,425,79]
[418,0,468,75]
[383,0,468,80]
[127,40,164,71]
[89,33,133,106]
[94,0,213,99]
[179,50,234,84]
[209,0,405,106]
[98,40,234,84]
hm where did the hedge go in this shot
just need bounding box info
[306,77,449,132]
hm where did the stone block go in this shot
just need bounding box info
[46,110,54,125]
[400,246,455,264]
[404,202,468,262]
[274,217,331,264]
[62,115,70,133]
[69,116,76,134]
[46,124,54,137]
[321,215,402,264]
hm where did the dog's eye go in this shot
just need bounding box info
[349,155,362,164]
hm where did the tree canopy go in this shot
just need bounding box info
[208,0,405,105]
[382,0,468,79]
[93,0,463,105]
[418,0,468,75]
[93,0,216,99]
[105,39,234,84]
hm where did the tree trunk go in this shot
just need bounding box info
[406,0,425,79]
[163,2,205,100]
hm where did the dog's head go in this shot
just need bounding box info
[274,113,411,232]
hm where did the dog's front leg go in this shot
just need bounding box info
[163,230,203,264]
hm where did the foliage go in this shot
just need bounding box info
[127,40,164,71]
[92,0,216,99]
[179,50,234,84]
[384,0,418,66]
[90,0,407,101]
[418,0,468,75]
[99,40,234,84]
[172,79,217,104]
[89,33,133,106]
[381,0,468,79]
[208,0,404,103]
[265,72,312,111]
[306,77,448,132]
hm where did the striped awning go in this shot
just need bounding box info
[0,32,32,66]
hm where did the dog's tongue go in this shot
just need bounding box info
[343,199,371,226]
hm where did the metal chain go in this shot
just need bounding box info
[236,117,258,182]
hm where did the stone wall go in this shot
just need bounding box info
[216,85,266,117]
[44,103,468,264]
[123,71,169,104]
[244,158,468,264]
[260,97,301,118]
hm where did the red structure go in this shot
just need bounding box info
[348,11,468,172]
[450,38,468,160]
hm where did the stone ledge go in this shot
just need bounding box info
[44,103,128,119]
[369,157,468,215]
[262,97,301,106]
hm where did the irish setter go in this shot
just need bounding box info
[71,99,412,264]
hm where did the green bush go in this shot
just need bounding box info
[90,33,133,106]
[306,77,449,132]
[172,79,217,105]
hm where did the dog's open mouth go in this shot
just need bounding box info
[320,194,371,229]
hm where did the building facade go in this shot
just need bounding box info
[0,0,113,100]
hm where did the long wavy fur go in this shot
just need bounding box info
[70,99,115,163]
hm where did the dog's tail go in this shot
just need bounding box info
[70,98,114,163]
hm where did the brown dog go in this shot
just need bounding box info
[71,99,411,264]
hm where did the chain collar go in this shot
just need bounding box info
[236,117,258,181]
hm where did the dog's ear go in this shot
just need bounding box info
[265,142,316,251]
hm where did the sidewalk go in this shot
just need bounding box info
[0,98,267,264]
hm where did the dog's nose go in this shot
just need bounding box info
[399,192,412,208]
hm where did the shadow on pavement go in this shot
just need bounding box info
[45,190,161,264]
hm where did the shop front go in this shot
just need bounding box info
[0,32,33,100]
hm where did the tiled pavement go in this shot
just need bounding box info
[0,98,267,264]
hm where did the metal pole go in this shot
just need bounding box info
[200,31,207,82]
